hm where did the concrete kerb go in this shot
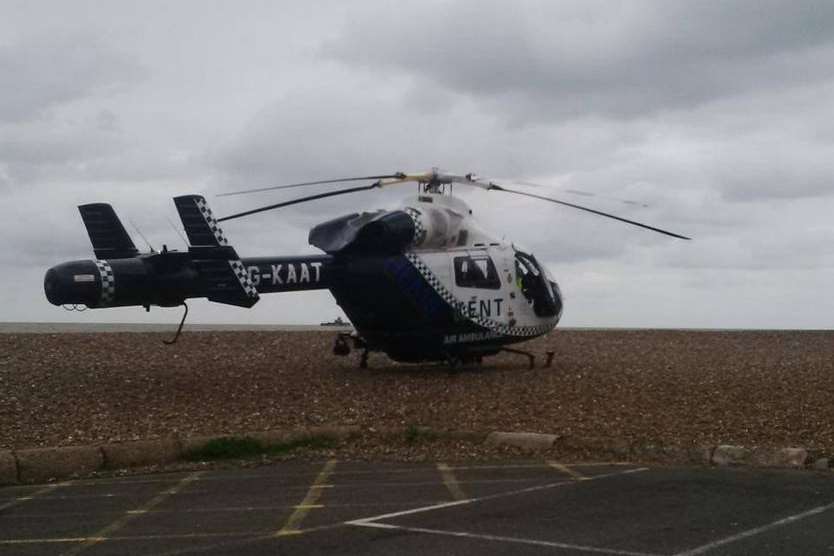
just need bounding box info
[16,445,104,484]
[181,425,363,456]
[486,431,558,451]
[102,437,183,469]
[0,429,830,485]
[751,446,809,468]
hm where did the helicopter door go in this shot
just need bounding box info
[451,250,503,322]
[453,251,501,290]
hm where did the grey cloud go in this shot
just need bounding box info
[0,33,144,123]
[2,1,833,328]
[327,0,834,121]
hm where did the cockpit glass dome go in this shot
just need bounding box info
[514,250,560,318]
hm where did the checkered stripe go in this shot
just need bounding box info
[94,259,116,306]
[196,197,229,246]
[404,207,427,246]
[404,253,554,338]
[228,260,259,299]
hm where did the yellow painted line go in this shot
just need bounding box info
[275,460,337,537]
[0,538,90,545]
[60,472,202,556]
[0,532,266,545]
[0,482,72,512]
[437,463,467,501]
[547,461,587,481]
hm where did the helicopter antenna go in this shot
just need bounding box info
[128,218,157,253]
[166,216,189,248]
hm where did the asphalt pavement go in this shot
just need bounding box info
[1,460,834,555]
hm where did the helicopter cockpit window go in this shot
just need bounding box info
[514,251,559,317]
[454,255,500,289]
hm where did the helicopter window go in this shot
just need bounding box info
[514,252,559,317]
[454,255,500,289]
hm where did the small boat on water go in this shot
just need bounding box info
[320,316,348,327]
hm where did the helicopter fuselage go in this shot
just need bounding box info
[305,191,563,362]
[44,191,563,364]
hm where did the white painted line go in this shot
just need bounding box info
[447,463,553,471]
[356,522,662,556]
[348,499,472,525]
[335,477,556,488]
[348,467,649,526]
[675,501,834,556]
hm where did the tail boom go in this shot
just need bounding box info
[45,194,333,310]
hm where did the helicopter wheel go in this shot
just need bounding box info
[333,335,351,357]
[444,355,462,370]
[359,349,369,369]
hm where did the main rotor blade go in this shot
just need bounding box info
[516,180,650,208]
[218,173,406,197]
[490,185,691,240]
[217,183,380,222]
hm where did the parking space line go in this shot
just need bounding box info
[60,471,202,556]
[447,462,633,471]
[548,461,588,481]
[0,481,72,512]
[275,459,337,537]
[1,500,450,521]
[437,463,466,501]
[152,523,349,556]
[0,531,268,545]
[334,477,551,488]
[358,522,662,556]
[348,467,648,526]
[675,500,834,556]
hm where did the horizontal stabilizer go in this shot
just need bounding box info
[194,259,259,307]
[78,203,139,259]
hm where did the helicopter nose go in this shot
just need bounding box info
[44,260,100,306]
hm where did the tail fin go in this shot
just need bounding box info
[173,195,229,247]
[78,203,140,260]
[173,195,259,308]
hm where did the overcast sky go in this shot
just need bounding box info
[1,0,833,328]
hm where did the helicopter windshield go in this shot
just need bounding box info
[514,251,561,317]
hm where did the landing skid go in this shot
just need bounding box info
[499,347,535,369]
[332,333,555,370]
[498,348,556,369]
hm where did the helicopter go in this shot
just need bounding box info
[44,168,690,368]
